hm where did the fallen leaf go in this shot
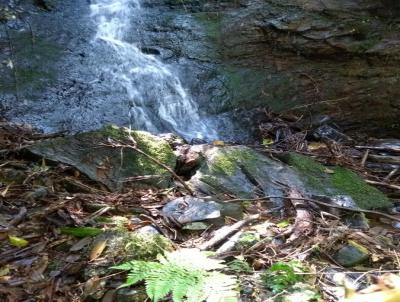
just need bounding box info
[8,235,29,248]
[60,227,103,238]
[83,276,102,298]
[90,239,107,261]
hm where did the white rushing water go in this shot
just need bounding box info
[89,0,216,140]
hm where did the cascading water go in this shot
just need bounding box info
[89,0,216,140]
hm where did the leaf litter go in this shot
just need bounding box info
[0,119,399,302]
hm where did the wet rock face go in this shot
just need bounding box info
[1,0,400,138]
[148,0,400,137]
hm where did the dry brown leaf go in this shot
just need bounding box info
[89,239,107,261]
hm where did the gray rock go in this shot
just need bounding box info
[27,125,177,191]
[334,241,370,267]
[188,146,305,207]
[116,287,147,302]
[162,196,222,224]
[134,225,160,235]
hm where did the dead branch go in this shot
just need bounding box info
[286,189,314,243]
[355,145,400,153]
[199,206,282,251]
[223,195,400,223]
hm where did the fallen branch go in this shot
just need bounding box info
[199,206,282,251]
[286,189,314,243]
[224,195,400,223]
[367,154,400,165]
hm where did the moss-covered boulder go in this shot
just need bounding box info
[189,146,390,210]
[188,146,305,206]
[279,153,391,209]
[27,125,177,191]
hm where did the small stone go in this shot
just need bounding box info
[116,287,147,302]
[313,125,351,142]
[334,241,370,267]
[162,196,221,224]
[134,225,160,235]
[343,213,369,230]
[182,222,209,230]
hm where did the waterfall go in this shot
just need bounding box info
[89,0,216,140]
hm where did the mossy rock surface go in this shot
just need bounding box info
[280,153,391,209]
[189,146,305,206]
[27,125,177,190]
[190,147,390,210]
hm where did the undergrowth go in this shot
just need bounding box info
[112,248,239,302]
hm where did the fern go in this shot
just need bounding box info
[112,248,238,302]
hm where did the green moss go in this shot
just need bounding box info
[0,31,61,97]
[193,12,223,42]
[283,153,329,192]
[100,125,176,176]
[107,232,174,261]
[211,148,258,176]
[237,232,260,249]
[283,153,391,209]
[330,167,390,209]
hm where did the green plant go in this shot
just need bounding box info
[112,248,238,302]
[227,258,252,273]
[262,261,306,293]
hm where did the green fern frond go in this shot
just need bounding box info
[112,248,239,302]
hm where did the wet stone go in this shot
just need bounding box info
[162,196,222,224]
[116,287,147,302]
[334,241,370,267]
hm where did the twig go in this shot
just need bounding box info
[361,149,369,167]
[365,180,400,191]
[367,154,400,165]
[224,195,400,223]
[355,145,400,153]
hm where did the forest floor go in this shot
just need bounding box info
[0,114,400,302]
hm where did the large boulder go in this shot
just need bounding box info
[28,125,177,191]
[188,145,305,206]
[188,145,391,209]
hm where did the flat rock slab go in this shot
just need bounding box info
[27,125,177,191]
